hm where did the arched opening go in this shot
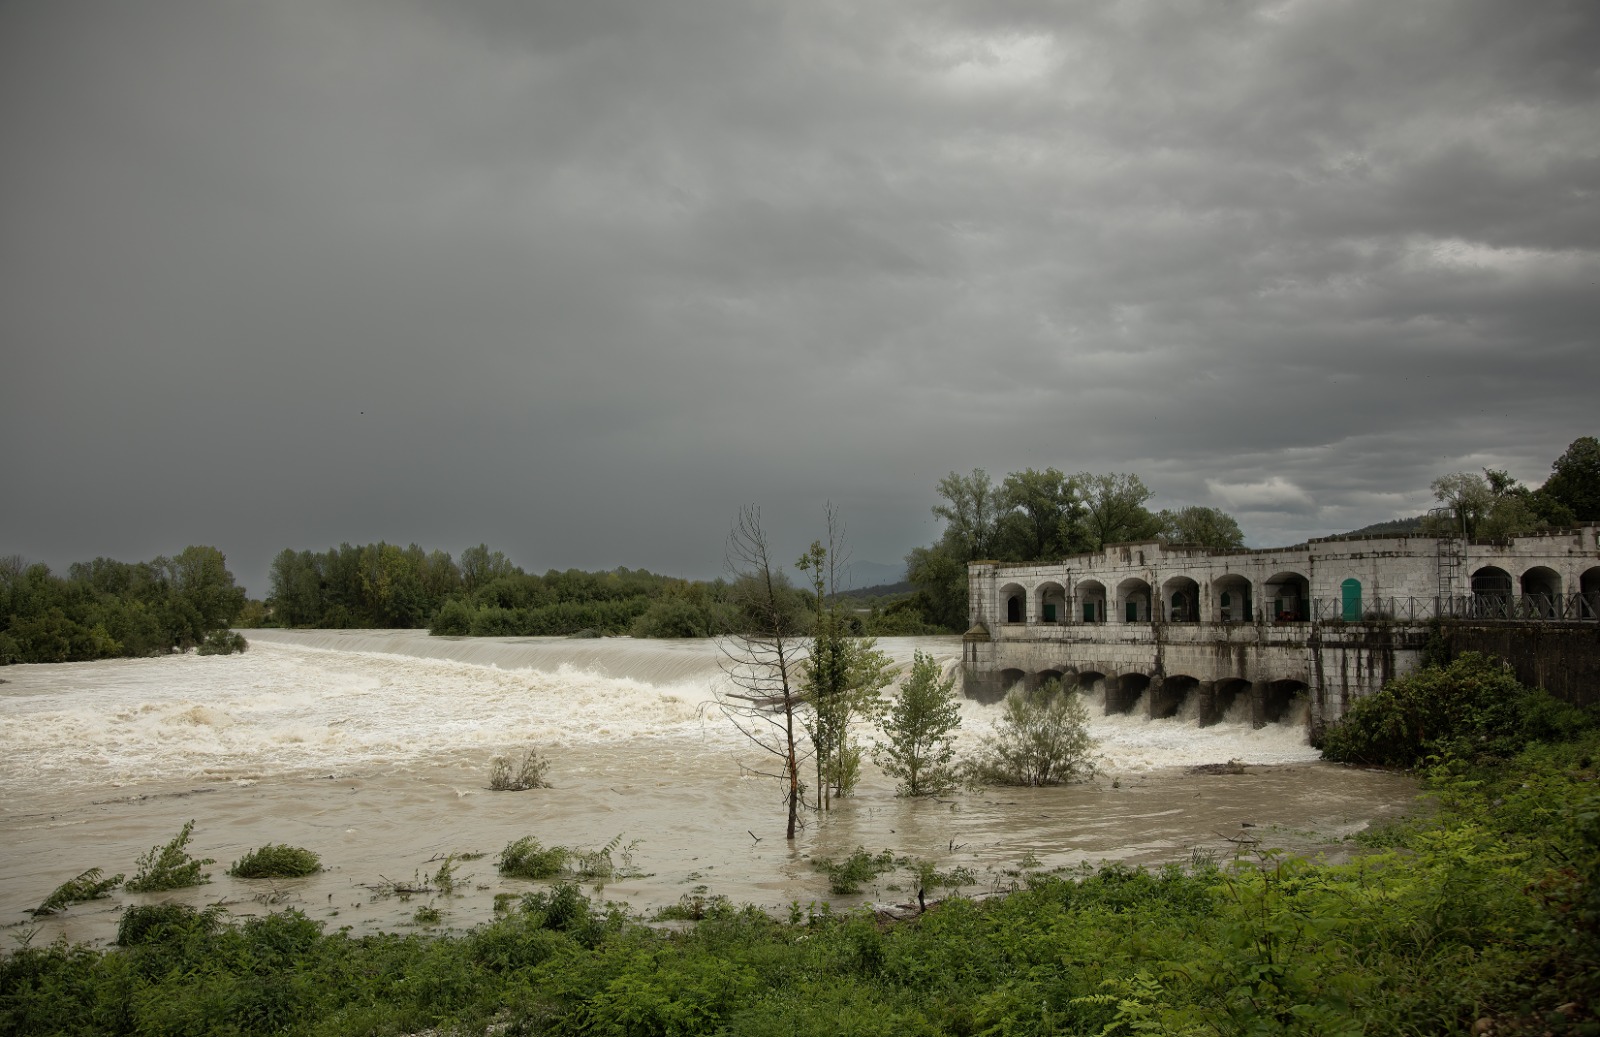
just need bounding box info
[1521,567,1561,618]
[1153,674,1199,720]
[1340,578,1362,621]
[1000,669,1026,695]
[1162,576,1201,623]
[1035,668,1065,691]
[1074,670,1108,708]
[1000,582,1026,624]
[1265,572,1309,623]
[1214,574,1252,623]
[1261,679,1308,726]
[1117,578,1153,623]
[1036,582,1066,624]
[1078,580,1107,623]
[1106,672,1149,714]
[1471,566,1513,619]
[1210,678,1252,727]
[1582,567,1600,619]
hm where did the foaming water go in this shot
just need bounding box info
[0,630,1410,948]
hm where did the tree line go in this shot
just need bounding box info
[1425,435,1600,539]
[0,547,247,665]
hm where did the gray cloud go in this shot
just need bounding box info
[3,0,1596,595]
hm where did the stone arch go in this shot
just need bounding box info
[1000,582,1027,624]
[1036,581,1066,624]
[1117,577,1153,623]
[1582,567,1600,619]
[1209,678,1252,727]
[1074,670,1108,706]
[1106,672,1149,714]
[1078,580,1107,623]
[1261,679,1308,726]
[1153,674,1199,720]
[1265,571,1309,622]
[1000,668,1026,694]
[1035,667,1065,691]
[1214,574,1253,623]
[1162,576,1201,622]
[1472,566,1513,618]
[1521,566,1561,618]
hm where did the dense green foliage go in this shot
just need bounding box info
[875,650,964,796]
[968,679,1099,786]
[6,732,1598,1035]
[0,547,246,665]
[228,844,322,879]
[1318,653,1595,767]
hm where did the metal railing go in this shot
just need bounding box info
[1005,593,1600,628]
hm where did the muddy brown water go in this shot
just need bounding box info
[0,630,1417,947]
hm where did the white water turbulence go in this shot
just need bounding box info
[1,630,1416,947]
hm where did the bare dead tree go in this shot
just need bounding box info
[715,506,810,840]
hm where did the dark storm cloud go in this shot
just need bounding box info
[2,0,1596,594]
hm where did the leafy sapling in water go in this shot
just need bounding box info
[32,868,124,915]
[125,820,215,893]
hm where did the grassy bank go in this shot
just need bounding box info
[3,730,1597,1036]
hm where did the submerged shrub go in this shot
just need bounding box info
[968,681,1098,786]
[197,630,247,656]
[31,868,124,915]
[488,746,551,791]
[228,843,321,878]
[497,836,570,879]
[812,847,903,895]
[125,820,214,893]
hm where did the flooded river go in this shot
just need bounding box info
[0,630,1416,946]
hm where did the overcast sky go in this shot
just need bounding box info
[3,0,1597,596]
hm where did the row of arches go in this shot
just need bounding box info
[997,565,1600,626]
[1471,565,1600,618]
[996,668,1308,728]
[1000,572,1308,625]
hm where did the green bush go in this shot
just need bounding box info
[125,820,214,892]
[116,901,223,946]
[228,843,321,878]
[497,836,570,879]
[1319,653,1596,767]
[812,847,903,895]
[968,680,1098,786]
[197,629,248,655]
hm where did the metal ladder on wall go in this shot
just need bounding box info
[1432,508,1463,612]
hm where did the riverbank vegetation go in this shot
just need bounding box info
[0,547,247,665]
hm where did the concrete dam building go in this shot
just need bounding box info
[962,525,1600,735]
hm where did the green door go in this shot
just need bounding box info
[1083,602,1096,622]
[1341,578,1362,621]
[1043,603,1057,622]
[1126,599,1138,622]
